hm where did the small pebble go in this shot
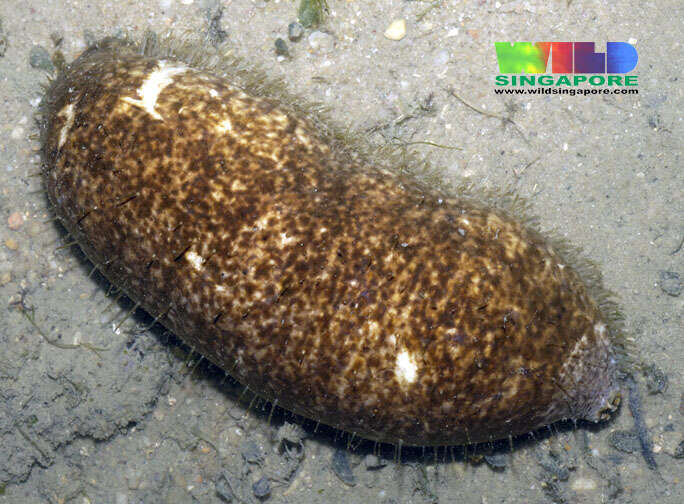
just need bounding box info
[658,271,681,297]
[10,126,24,140]
[0,271,11,286]
[29,45,54,72]
[252,477,270,499]
[484,453,508,470]
[307,31,333,52]
[433,48,450,66]
[537,451,571,481]
[215,471,236,502]
[5,238,18,250]
[363,454,386,470]
[7,212,24,230]
[288,22,304,42]
[241,439,264,463]
[28,221,42,237]
[384,19,407,41]
[643,363,668,394]
[331,449,355,486]
[608,430,640,453]
[274,38,289,57]
[571,476,597,492]
[674,440,684,459]
[660,431,683,457]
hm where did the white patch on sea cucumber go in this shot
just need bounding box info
[185,250,205,271]
[121,61,188,120]
[366,320,380,336]
[395,349,418,385]
[57,102,76,150]
[230,179,247,192]
[279,232,296,246]
[216,117,233,133]
[254,214,272,230]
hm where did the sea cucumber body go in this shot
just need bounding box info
[41,41,621,446]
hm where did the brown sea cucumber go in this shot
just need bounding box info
[40,38,624,447]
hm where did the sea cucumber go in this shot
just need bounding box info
[40,38,623,447]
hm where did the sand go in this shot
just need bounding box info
[0,1,681,503]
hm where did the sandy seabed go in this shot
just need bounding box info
[0,1,681,503]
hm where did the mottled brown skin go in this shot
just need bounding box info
[41,41,621,446]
